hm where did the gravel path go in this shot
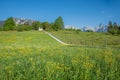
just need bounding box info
[44,31,70,45]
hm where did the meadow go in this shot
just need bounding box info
[0,31,120,80]
[50,30,120,48]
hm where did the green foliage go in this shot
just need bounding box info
[86,30,94,32]
[110,28,117,35]
[42,22,50,30]
[75,29,81,34]
[53,16,64,30]
[0,31,120,80]
[107,21,120,35]
[65,28,81,34]
[52,23,59,31]
[65,28,76,31]
[24,25,32,31]
[1,16,65,31]
[16,25,24,32]
[16,25,32,32]
[65,28,73,31]
[3,17,16,31]
[32,21,41,30]
[113,22,118,30]
[40,16,64,31]
[118,26,120,34]
[108,21,113,33]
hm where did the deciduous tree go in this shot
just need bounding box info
[32,21,41,30]
[4,17,16,31]
[54,16,64,30]
[108,21,113,33]
[42,22,50,30]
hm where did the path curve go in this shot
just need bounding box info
[44,31,70,45]
[43,31,120,50]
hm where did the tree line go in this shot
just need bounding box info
[108,21,120,35]
[1,17,120,35]
[0,16,64,31]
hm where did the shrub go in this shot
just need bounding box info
[86,30,94,32]
[16,25,24,32]
[24,26,32,31]
[75,29,81,34]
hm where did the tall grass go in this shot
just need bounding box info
[0,31,120,80]
[50,30,120,48]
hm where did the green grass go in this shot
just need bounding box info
[0,31,120,80]
[0,31,61,48]
[50,30,120,48]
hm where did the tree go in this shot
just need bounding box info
[113,22,118,34]
[54,16,64,30]
[86,30,93,32]
[4,17,16,31]
[32,21,41,30]
[16,25,24,32]
[24,25,32,31]
[52,23,60,31]
[118,26,120,34]
[42,22,50,30]
[107,21,120,35]
[108,21,113,33]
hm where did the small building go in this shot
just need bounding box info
[38,27,43,31]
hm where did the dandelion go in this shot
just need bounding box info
[83,61,94,69]
[56,64,61,70]
[72,58,79,65]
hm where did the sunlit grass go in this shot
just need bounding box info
[50,30,120,48]
[0,31,61,48]
[0,31,120,80]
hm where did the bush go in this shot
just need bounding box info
[16,25,32,32]
[75,29,81,34]
[65,28,76,31]
[86,30,93,32]
[16,25,24,32]
[24,26,32,31]
[110,28,118,35]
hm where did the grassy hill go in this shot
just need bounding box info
[0,31,120,80]
[50,30,120,48]
[0,31,60,48]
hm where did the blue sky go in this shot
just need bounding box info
[0,0,120,28]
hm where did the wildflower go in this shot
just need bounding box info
[82,61,94,69]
